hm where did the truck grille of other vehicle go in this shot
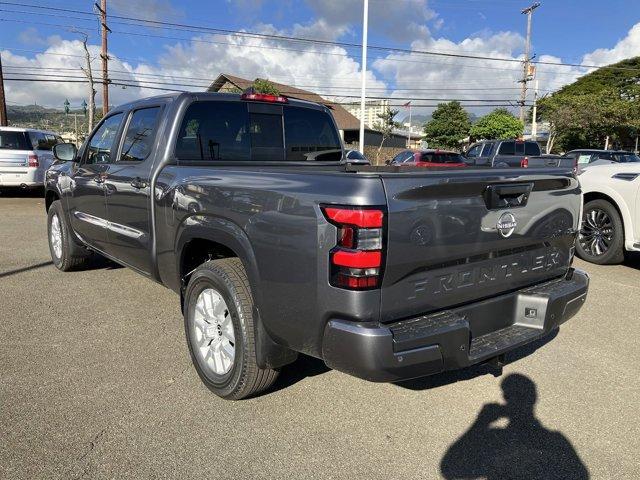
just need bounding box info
[322,206,385,290]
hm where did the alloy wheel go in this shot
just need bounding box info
[50,213,63,259]
[579,208,614,257]
[191,288,236,376]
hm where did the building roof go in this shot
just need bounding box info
[208,73,361,131]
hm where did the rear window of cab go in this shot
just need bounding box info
[174,101,342,162]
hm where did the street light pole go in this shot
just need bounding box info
[0,53,8,126]
[519,2,540,124]
[358,0,369,154]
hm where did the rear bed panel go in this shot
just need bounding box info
[377,169,580,322]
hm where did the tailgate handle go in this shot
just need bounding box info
[483,183,533,210]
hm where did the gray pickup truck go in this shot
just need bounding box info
[45,92,589,399]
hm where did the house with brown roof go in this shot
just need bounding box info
[208,73,414,148]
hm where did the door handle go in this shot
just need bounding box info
[130,177,147,189]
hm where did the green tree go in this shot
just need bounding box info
[423,101,470,150]
[538,56,640,152]
[252,79,280,95]
[373,108,402,153]
[470,108,523,140]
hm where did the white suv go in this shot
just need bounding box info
[0,127,64,189]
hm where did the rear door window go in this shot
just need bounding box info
[119,107,161,162]
[0,131,30,150]
[175,102,250,161]
[481,142,495,156]
[524,142,541,155]
[498,141,515,155]
[283,106,341,161]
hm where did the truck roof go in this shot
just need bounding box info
[113,91,327,113]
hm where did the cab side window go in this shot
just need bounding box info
[120,107,161,162]
[85,113,124,164]
[466,144,482,157]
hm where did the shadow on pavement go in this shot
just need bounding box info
[440,373,589,479]
[0,256,122,279]
[623,252,640,270]
[0,260,53,279]
[395,329,558,391]
[266,354,330,395]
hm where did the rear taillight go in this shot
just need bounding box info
[520,157,529,168]
[28,154,39,167]
[322,205,384,290]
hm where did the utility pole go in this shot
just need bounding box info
[358,0,369,154]
[531,79,539,140]
[0,53,8,126]
[96,0,110,115]
[519,2,540,124]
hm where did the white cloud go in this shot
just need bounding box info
[305,0,439,42]
[2,26,387,110]
[372,30,586,116]
[581,22,640,66]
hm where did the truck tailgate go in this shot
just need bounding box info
[379,169,580,322]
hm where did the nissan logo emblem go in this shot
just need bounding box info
[497,212,517,238]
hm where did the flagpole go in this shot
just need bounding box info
[358,0,369,154]
[407,103,412,148]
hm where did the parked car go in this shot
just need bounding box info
[465,139,541,167]
[0,127,64,189]
[563,149,640,171]
[575,162,640,264]
[45,91,588,400]
[388,149,467,167]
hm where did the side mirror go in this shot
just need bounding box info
[53,143,78,162]
[385,159,391,165]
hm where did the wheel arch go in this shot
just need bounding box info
[45,189,60,212]
[175,215,297,370]
[582,189,632,250]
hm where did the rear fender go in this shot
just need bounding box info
[175,214,297,369]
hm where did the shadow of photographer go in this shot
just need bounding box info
[440,373,589,479]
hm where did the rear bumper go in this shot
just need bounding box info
[322,268,588,382]
[0,168,42,187]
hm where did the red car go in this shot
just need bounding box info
[389,149,468,168]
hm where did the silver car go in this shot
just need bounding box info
[0,127,64,189]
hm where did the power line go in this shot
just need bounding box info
[1,1,638,73]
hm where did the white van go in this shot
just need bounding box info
[0,127,64,189]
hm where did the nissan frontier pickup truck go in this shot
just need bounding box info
[45,91,589,399]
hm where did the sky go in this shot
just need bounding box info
[1,0,640,117]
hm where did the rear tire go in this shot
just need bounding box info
[184,258,279,400]
[576,199,625,265]
[47,200,91,271]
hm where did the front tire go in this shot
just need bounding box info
[576,199,625,265]
[184,258,279,400]
[47,200,91,271]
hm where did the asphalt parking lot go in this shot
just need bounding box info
[1,192,639,480]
